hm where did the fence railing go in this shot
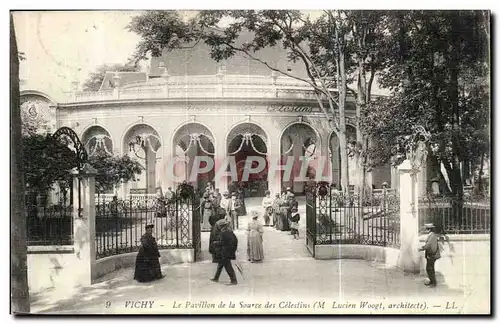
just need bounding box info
[419,194,491,234]
[306,183,400,249]
[26,204,73,246]
[95,194,195,259]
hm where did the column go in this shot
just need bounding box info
[146,145,156,194]
[291,134,303,193]
[267,138,282,196]
[214,137,228,194]
[397,159,421,273]
[72,163,97,286]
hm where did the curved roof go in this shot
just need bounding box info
[149,32,308,78]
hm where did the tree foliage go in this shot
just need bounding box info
[89,151,144,194]
[82,63,140,91]
[361,10,490,196]
[23,134,144,196]
[22,134,79,194]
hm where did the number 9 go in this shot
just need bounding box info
[105,301,111,308]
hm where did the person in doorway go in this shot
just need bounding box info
[278,191,290,231]
[419,223,441,287]
[164,187,175,217]
[261,190,274,226]
[211,219,238,285]
[247,210,265,262]
[290,212,301,239]
[272,193,282,229]
[213,188,222,208]
[200,193,214,231]
[134,224,164,283]
[220,191,231,217]
[236,185,247,216]
[288,194,298,233]
[230,192,240,230]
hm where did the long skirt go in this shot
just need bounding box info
[202,208,212,231]
[247,231,264,261]
[280,211,290,231]
[134,253,163,283]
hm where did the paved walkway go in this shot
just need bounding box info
[29,197,489,314]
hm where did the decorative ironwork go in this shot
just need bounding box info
[228,133,267,155]
[52,126,89,170]
[305,182,401,253]
[95,191,201,260]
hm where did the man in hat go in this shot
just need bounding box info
[134,224,164,283]
[419,223,440,287]
[211,219,238,285]
[229,192,240,230]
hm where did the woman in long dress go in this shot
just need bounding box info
[247,210,264,262]
[134,224,164,282]
[201,193,214,231]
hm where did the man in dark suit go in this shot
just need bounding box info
[211,220,238,285]
[419,223,440,287]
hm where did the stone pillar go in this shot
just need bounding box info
[146,145,156,194]
[267,139,282,196]
[291,134,303,193]
[72,163,97,286]
[397,159,421,273]
[391,165,399,191]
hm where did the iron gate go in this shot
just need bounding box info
[305,182,400,256]
[95,191,202,260]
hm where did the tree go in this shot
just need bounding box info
[23,134,79,195]
[362,11,490,198]
[129,10,358,193]
[11,13,30,313]
[82,63,140,91]
[89,151,144,194]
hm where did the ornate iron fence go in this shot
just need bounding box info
[419,194,490,234]
[26,181,74,246]
[305,182,400,251]
[95,193,198,259]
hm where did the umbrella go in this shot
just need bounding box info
[234,260,244,279]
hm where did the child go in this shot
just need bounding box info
[290,212,300,239]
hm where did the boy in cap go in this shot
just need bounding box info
[419,223,440,287]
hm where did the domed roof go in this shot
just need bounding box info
[149,32,308,78]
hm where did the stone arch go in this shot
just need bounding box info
[225,121,270,197]
[81,124,113,156]
[121,123,163,194]
[171,122,216,191]
[279,121,321,194]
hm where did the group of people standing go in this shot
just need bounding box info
[261,187,301,239]
[133,183,302,285]
[200,183,246,231]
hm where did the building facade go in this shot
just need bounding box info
[21,66,393,198]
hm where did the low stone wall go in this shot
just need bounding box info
[93,248,194,280]
[314,244,400,267]
[27,246,77,294]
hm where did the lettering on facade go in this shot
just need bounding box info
[182,105,316,113]
[266,105,314,113]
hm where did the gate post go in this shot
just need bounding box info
[72,163,98,286]
[397,159,421,273]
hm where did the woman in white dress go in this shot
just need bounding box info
[247,210,264,262]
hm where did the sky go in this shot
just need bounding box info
[13,11,145,97]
